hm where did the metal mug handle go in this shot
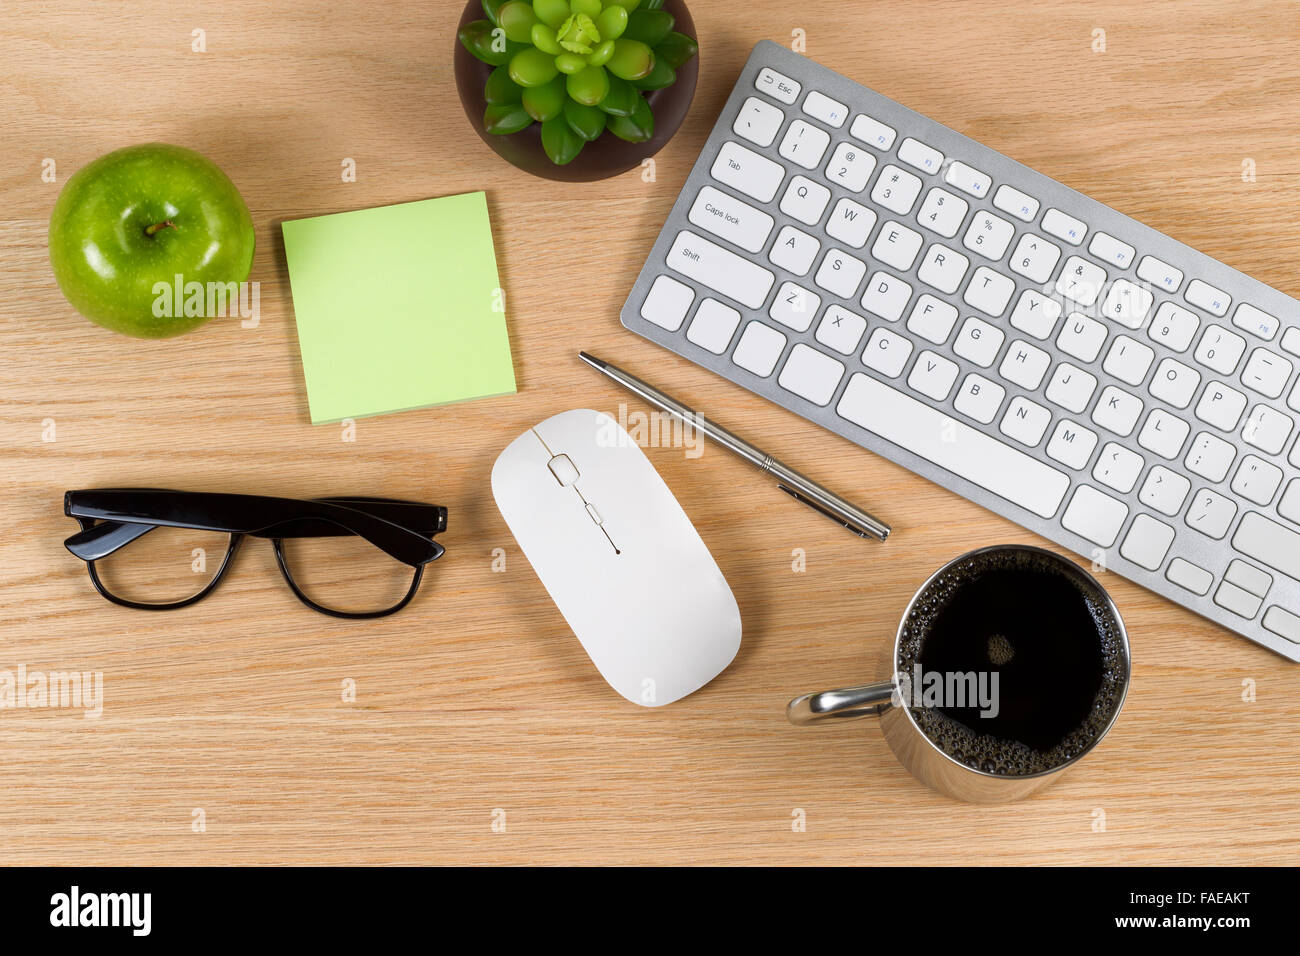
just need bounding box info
[787,681,896,725]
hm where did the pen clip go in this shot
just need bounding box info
[776,484,872,539]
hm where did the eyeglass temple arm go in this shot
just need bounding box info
[64,520,157,561]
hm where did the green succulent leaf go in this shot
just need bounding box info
[608,94,654,142]
[653,30,697,70]
[556,12,599,54]
[598,74,639,116]
[484,101,534,135]
[522,74,567,121]
[596,5,629,40]
[640,0,665,9]
[541,115,585,165]
[508,46,560,86]
[531,22,563,54]
[632,56,675,90]
[608,0,644,10]
[624,9,673,46]
[482,0,508,25]
[484,64,524,104]
[563,98,607,141]
[606,38,655,80]
[565,63,610,106]
[555,51,588,74]
[459,20,522,66]
[532,0,570,29]
[570,0,602,17]
[588,38,615,67]
[497,1,539,42]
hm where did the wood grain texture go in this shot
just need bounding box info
[1,0,1298,865]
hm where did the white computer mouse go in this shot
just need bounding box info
[491,408,742,707]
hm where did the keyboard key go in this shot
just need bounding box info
[640,275,695,331]
[1231,454,1283,505]
[731,321,787,376]
[963,210,1015,260]
[1195,381,1247,431]
[1088,232,1135,269]
[953,316,1005,368]
[1194,324,1247,375]
[871,221,924,271]
[1000,396,1051,447]
[778,343,844,405]
[1166,557,1213,596]
[802,90,849,128]
[814,248,868,299]
[815,304,868,355]
[943,161,992,199]
[1103,335,1155,386]
[825,198,877,248]
[1008,233,1062,284]
[666,231,775,310]
[906,294,960,345]
[1241,404,1293,455]
[768,281,820,332]
[1263,606,1300,643]
[1045,362,1097,414]
[1042,208,1087,246]
[1092,385,1143,437]
[1186,279,1231,317]
[861,271,912,321]
[1186,488,1237,539]
[1057,312,1108,363]
[1234,511,1300,582]
[964,267,1016,317]
[1120,514,1176,571]
[999,339,1051,390]
[1148,358,1200,409]
[755,67,800,104]
[898,137,943,174]
[871,164,923,215]
[1137,255,1183,293]
[711,141,785,203]
[779,119,831,169]
[1092,442,1144,493]
[907,349,960,401]
[1055,256,1107,307]
[836,374,1071,518]
[1233,303,1280,340]
[779,176,832,226]
[686,298,742,354]
[769,225,821,276]
[1226,559,1272,597]
[1100,279,1154,330]
[733,96,784,147]
[1139,465,1191,516]
[1185,431,1237,482]
[861,327,913,377]
[1137,408,1190,460]
[1281,327,1300,358]
[1280,479,1300,524]
[1046,419,1099,470]
[916,187,969,239]
[954,373,1005,425]
[824,141,876,192]
[992,184,1040,222]
[1061,485,1128,548]
[1147,301,1200,352]
[689,185,775,253]
[916,244,969,295]
[849,113,897,150]
[1215,581,1262,619]
[1240,348,1293,398]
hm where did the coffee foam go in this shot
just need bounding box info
[895,548,1127,777]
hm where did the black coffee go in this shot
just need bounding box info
[895,547,1127,776]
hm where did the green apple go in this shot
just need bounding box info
[48,143,256,338]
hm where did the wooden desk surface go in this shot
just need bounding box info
[2,0,1298,866]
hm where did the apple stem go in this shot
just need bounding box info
[144,220,175,237]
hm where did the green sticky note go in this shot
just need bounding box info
[282,192,516,423]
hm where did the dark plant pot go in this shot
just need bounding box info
[454,0,699,182]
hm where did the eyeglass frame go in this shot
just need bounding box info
[63,488,447,619]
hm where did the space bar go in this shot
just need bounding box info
[836,373,1071,519]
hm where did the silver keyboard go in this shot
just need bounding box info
[621,40,1300,661]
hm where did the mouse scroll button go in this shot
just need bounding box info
[547,454,580,486]
[585,503,603,525]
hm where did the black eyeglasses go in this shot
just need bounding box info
[64,488,447,619]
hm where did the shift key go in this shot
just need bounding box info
[666,231,775,310]
[1233,512,1300,582]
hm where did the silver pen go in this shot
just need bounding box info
[578,352,890,542]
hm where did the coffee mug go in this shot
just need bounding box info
[788,544,1131,803]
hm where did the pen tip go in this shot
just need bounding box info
[578,351,605,370]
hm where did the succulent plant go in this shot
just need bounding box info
[459,0,699,165]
